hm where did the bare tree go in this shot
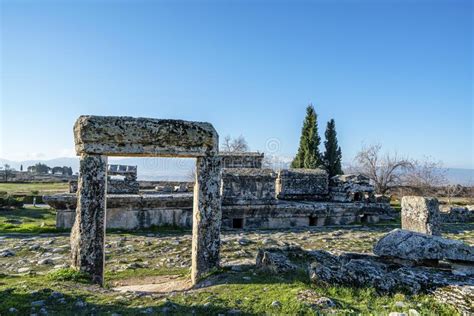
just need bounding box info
[186,167,196,183]
[221,135,249,152]
[352,144,412,194]
[403,157,447,195]
[446,184,464,205]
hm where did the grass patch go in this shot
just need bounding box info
[105,267,189,283]
[47,268,91,283]
[0,182,68,195]
[0,206,61,234]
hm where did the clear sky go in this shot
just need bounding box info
[1,0,472,168]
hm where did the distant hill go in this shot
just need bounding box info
[1,157,473,185]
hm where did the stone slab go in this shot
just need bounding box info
[74,116,218,157]
[401,196,440,235]
[276,168,328,200]
[221,168,277,205]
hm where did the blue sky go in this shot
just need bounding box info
[1,0,472,168]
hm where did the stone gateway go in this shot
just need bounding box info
[70,115,222,286]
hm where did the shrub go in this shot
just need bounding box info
[0,196,24,209]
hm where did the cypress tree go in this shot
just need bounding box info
[323,119,343,177]
[291,104,322,169]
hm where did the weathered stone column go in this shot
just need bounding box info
[191,155,222,285]
[401,196,440,236]
[70,154,107,285]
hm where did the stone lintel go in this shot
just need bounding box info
[74,115,218,157]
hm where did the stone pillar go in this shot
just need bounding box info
[401,196,440,236]
[191,155,222,285]
[70,154,108,285]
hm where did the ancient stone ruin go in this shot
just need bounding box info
[69,115,222,286]
[47,162,393,230]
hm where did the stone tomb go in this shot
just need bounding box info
[71,115,222,285]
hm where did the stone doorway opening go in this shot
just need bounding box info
[70,116,222,287]
[232,218,244,229]
[353,192,363,201]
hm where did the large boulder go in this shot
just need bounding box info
[307,250,474,295]
[373,229,474,262]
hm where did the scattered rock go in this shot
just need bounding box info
[271,301,281,308]
[238,238,250,246]
[0,249,15,257]
[314,297,336,309]
[74,300,86,307]
[408,309,420,316]
[394,301,405,308]
[37,258,53,265]
[297,290,337,310]
[50,291,63,299]
[31,300,45,307]
[29,244,41,251]
[432,285,474,314]
[227,309,241,315]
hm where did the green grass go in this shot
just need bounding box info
[0,269,459,315]
[47,268,92,283]
[0,182,68,195]
[0,206,60,234]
